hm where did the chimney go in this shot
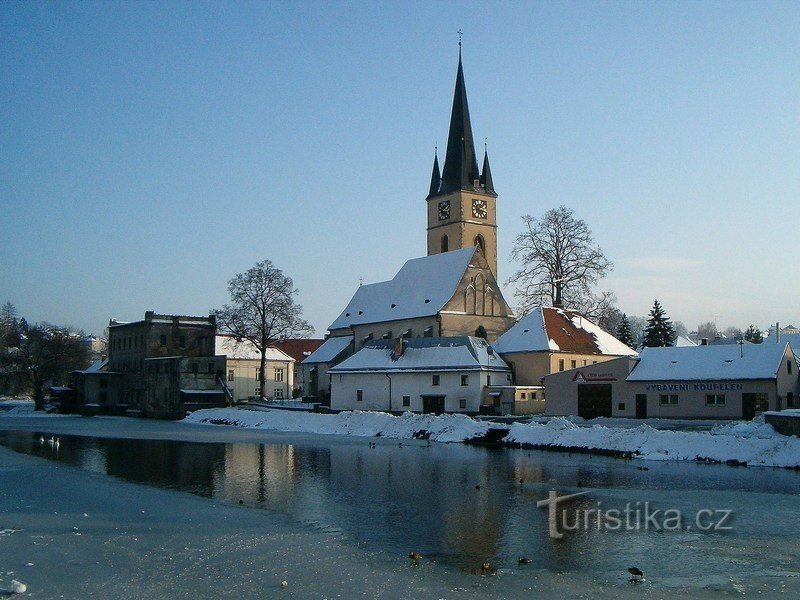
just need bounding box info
[394,337,405,357]
[701,338,709,346]
[776,322,780,343]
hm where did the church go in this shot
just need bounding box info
[302,49,632,413]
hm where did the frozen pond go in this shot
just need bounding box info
[1,416,799,597]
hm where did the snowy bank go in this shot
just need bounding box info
[184,407,800,469]
[183,407,491,443]
[504,417,800,468]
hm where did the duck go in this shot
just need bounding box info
[518,557,532,565]
[39,435,45,445]
[480,562,493,573]
[628,566,644,581]
[408,551,422,561]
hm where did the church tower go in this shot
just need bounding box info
[426,51,499,278]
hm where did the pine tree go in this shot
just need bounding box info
[642,300,676,348]
[744,324,763,344]
[616,313,635,348]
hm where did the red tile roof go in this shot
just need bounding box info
[270,339,325,363]
[543,308,606,354]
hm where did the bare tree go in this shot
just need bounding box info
[696,321,719,341]
[1,323,90,410]
[508,206,614,317]
[213,260,313,401]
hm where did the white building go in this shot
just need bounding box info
[215,336,294,402]
[544,342,799,420]
[329,337,511,414]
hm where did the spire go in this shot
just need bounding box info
[428,147,441,197]
[437,53,481,196]
[480,143,495,195]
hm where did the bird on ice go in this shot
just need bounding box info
[628,567,644,581]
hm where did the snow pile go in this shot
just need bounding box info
[184,408,800,468]
[0,399,61,417]
[184,407,491,443]
[505,417,800,468]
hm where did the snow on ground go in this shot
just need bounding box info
[185,407,800,469]
[505,417,800,468]
[0,398,62,417]
[184,407,491,443]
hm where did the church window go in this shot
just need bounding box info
[441,235,449,253]
[474,235,485,254]
[465,285,476,314]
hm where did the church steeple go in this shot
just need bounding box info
[428,149,441,197]
[426,46,500,279]
[480,146,495,195]
[436,55,481,196]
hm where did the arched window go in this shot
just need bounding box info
[475,326,488,340]
[474,235,485,254]
[464,284,476,314]
[441,234,449,253]
[474,273,486,315]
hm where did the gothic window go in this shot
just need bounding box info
[474,235,485,254]
[474,274,485,315]
[465,284,476,314]
[441,234,449,253]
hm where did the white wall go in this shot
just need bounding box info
[330,369,510,413]
[226,358,294,402]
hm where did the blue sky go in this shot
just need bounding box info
[2,1,799,336]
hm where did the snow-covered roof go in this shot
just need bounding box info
[328,248,476,330]
[73,359,109,374]
[493,306,636,356]
[215,336,293,362]
[329,336,509,373]
[627,342,792,381]
[767,333,800,356]
[302,335,353,364]
[673,335,697,347]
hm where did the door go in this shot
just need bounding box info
[422,395,446,415]
[577,384,612,419]
[635,394,647,419]
[742,393,768,420]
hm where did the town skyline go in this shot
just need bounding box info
[2,2,799,337]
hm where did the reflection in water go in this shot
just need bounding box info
[3,429,800,576]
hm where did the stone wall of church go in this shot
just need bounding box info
[438,313,515,343]
[345,317,441,349]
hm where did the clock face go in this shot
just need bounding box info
[438,200,450,221]
[472,199,488,219]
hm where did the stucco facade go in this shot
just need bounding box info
[502,351,622,386]
[544,345,799,420]
[330,369,509,414]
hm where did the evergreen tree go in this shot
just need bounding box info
[616,313,635,348]
[642,300,676,347]
[744,324,763,344]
